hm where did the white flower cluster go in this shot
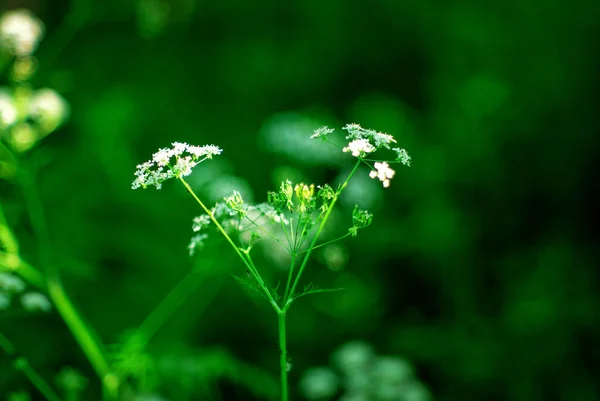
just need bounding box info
[189,213,212,255]
[369,161,396,188]
[300,341,432,401]
[0,9,45,57]
[310,125,335,140]
[393,147,411,166]
[192,215,211,232]
[21,292,52,312]
[343,138,376,157]
[188,233,208,256]
[28,88,70,132]
[343,123,397,149]
[132,142,222,190]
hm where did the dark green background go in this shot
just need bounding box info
[1,0,598,400]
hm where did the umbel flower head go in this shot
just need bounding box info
[369,161,395,188]
[309,123,411,188]
[132,142,222,190]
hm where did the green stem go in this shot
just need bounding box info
[0,331,63,401]
[278,311,289,401]
[178,177,280,312]
[48,280,117,397]
[285,160,361,308]
[282,254,296,304]
[241,213,289,252]
[295,233,351,254]
[18,168,117,398]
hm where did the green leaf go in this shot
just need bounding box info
[231,275,266,301]
[293,282,344,302]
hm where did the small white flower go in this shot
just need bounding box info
[310,125,335,139]
[0,9,45,56]
[152,148,173,166]
[20,292,52,312]
[187,144,222,159]
[0,272,26,292]
[173,155,195,177]
[0,90,18,128]
[171,141,188,155]
[343,139,375,158]
[369,161,395,188]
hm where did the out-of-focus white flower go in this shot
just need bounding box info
[20,292,52,312]
[322,243,348,271]
[0,272,26,292]
[369,162,395,188]
[28,88,69,133]
[0,90,18,128]
[299,367,339,400]
[332,341,375,373]
[403,381,432,401]
[188,233,208,256]
[343,139,375,158]
[9,123,37,152]
[0,9,45,56]
[371,356,414,383]
[192,215,211,232]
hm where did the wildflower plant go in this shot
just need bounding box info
[133,123,411,400]
[1,7,284,401]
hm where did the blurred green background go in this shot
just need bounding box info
[1,0,599,400]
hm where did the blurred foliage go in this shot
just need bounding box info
[1,0,599,400]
